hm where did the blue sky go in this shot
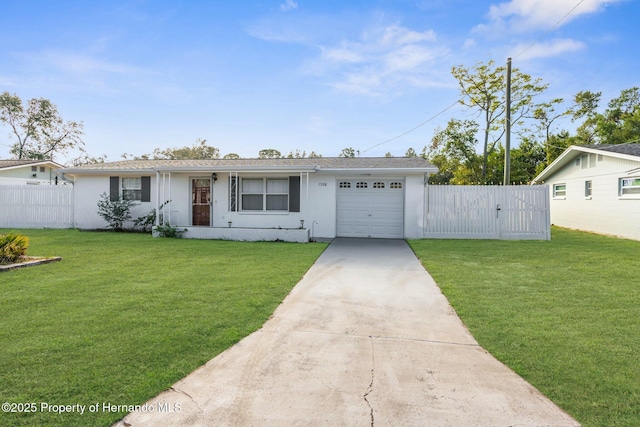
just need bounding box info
[0,0,636,162]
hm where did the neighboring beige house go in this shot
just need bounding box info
[532,143,640,241]
[0,159,65,185]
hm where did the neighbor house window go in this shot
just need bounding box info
[619,177,640,197]
[241,178,289,211]
[122,177,142,200]
[585,180,592,198]
[553,183,566,198]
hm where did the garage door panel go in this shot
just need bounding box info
[336,179,404,239]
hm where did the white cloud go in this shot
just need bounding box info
[280,0,298,12]
[384,45,440,72]
[23,50,142,75]
[487,0,624,32]
[321,46,365,64]
[312,24,447,96]
[377,25,436,46]
[511,38,585,60]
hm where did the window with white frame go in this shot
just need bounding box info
[619,177,640,197]
[122,177,142,200]
[553,183,566,198]
[585,180,592,198]
[241,178,289,211]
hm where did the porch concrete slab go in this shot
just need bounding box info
[115,238,579,427]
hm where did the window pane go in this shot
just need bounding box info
[242,179,263,193]
[266,179,288,193]
[242,194,263,210]
[123,189,141,200]
[266,195,288,210]
[122,177,141,189]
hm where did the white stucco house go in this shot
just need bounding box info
[59,157,438,242]
[532,143,640,241]
[0,159,65,185]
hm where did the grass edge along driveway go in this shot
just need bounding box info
[409,227,640,427]
[0,229,327,427]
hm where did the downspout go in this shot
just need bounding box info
[59,172,74,185]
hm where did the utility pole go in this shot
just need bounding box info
[504,57,512,186]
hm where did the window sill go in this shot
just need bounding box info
[618,196,640,200]
[552,197,566,200]
[584,196,592,200]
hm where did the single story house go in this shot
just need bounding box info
[532,143,640,241]
[59,157,438,242]
[0,159,65,185]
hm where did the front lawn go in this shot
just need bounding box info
[409,227,640,427]
[0,229,327,427]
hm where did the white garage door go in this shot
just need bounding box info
[336,179,405,238]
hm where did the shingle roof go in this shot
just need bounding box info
[60,157,437,173]
[583,143,640,157]
[0,159,63,169]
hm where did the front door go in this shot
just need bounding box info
[192,179,211,226]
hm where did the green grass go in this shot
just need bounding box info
[409,227,640,427]
[0,229,327,427]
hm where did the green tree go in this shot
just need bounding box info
[595,87,640,144]
[0,92,84,160]
[427,119,482,184]
[222,152,241,159]
[339,147,356,158]
[286,149,307,158]
[405,148,418,157]
[451,61,548,179]
[149,138,220,160]
[258,149,282,159]
[570,90,601,144]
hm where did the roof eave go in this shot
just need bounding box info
[1,160,65,171]
[318,167,438,174]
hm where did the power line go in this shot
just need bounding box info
[360,0,588,156]
[360,99,460,154]
[513,0,585,60]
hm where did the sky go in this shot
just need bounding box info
[0,0,637,163]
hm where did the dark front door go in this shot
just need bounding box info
[192,179,211,226]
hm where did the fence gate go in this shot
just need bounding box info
[0,185,74,229]
[424,185,550,240]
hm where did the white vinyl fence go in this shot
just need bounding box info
[424,185,550,240]
[0,185,74,229]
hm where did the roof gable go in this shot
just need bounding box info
[532,143,640,183]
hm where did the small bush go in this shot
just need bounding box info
[97,192,138,231]
[153,223,187,238]
[0,233,29,264]
[134,201,171,233]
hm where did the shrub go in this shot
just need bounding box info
[0,233,29,264]
[134,201,171,233]
[96,192,138,231]
[153,223,187,238]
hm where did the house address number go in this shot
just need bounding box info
[318,182,328,186]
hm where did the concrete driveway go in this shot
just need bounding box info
[116,238,579,426]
